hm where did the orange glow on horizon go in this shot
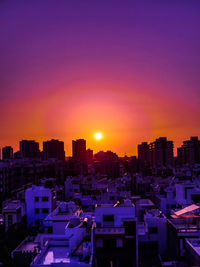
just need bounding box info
[0,82,199,157]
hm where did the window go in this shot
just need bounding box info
[103,215,114,227]
[34,196,39,202]
[103,239,116,249]
[35,208,39,214]
[103,215,114,222]
[42,196,49,202]
[48,227,53,233]
[123,238,136,249]
[42,208,49,214]
[116,238,123,247]
[124,221,136,235]
[148,227,158,234]
[35,219,39,225]
[96,239,103,248]
[96,222,101,227]
[8,215,13,227]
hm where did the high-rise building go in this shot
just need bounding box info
[72,139,86,162]
[149,137,174,168]
[86,148,93,163]
[2,146,13,160]
[43,139,65,161]
[138,142,149,163]
[177,136,200,166]
[20,140,40,158]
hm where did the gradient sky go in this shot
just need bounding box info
[0,0,200,156]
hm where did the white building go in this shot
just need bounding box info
[43,201,82,235]
[94,199,138,267]
[31,228,92,267]
[143,209,166,256]
[25,185,56,226]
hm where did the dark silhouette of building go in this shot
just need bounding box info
[94,150,118,162]
[149,137,174,168]
[72,139,86,162]
[20,140,40,158]
[43,139,65,161]
[14,151,21,159]
[138,142,149,163]
[93,151,119,178]
[2,146,13,160]
[86,149,93,163]
[177,136,200,166]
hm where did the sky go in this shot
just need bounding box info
[0,0,200,156]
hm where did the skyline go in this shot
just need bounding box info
[0,0,200,156]
[1,135,199,157]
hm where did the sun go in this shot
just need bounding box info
[94,132,103,140]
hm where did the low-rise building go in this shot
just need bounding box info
[25,185,56,226]
[94,199,138,267]
[184,238,200,266]
[2,199,25,231]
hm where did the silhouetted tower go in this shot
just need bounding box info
[72,139,86,162]
[2,146,13,160]
[138,142,149,164]
[43,139,65,161]
[177,136,200,166]
[86,149,93,163]
[20,140,40,158]
[149,137,174,168]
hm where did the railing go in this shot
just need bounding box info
[95,227,125,234]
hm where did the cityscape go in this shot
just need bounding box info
[0,136,200,266]
[1,0,200,267]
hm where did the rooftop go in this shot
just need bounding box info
[31,228,92,266]
[41,246,70,265]
[12,237,40,257]
[3,200,24,212]
[174,204,200,216]
[145,209,165,218]
[186,238,200,256]
[44,202,81,222]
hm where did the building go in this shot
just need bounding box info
[20,140,40,158]
[30,227,93,267]
[177,136,200,166]
[86,149,93,163]
[43,201,81,234]
[12,237,40,267]
[2,200,25,231]
[12,200,93,267]
[2,146,13,160]
[25,185,56,226]
[167,204,200,259]
[149,137,174,168]
[43,139,65,161]
[72,139,86,162]
[184,238,200,266]
[138,142,149,164]
[94,199,138,267]
[0,162,10,197]
[138,208,167,266]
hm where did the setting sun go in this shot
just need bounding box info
[94,132,103,140]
